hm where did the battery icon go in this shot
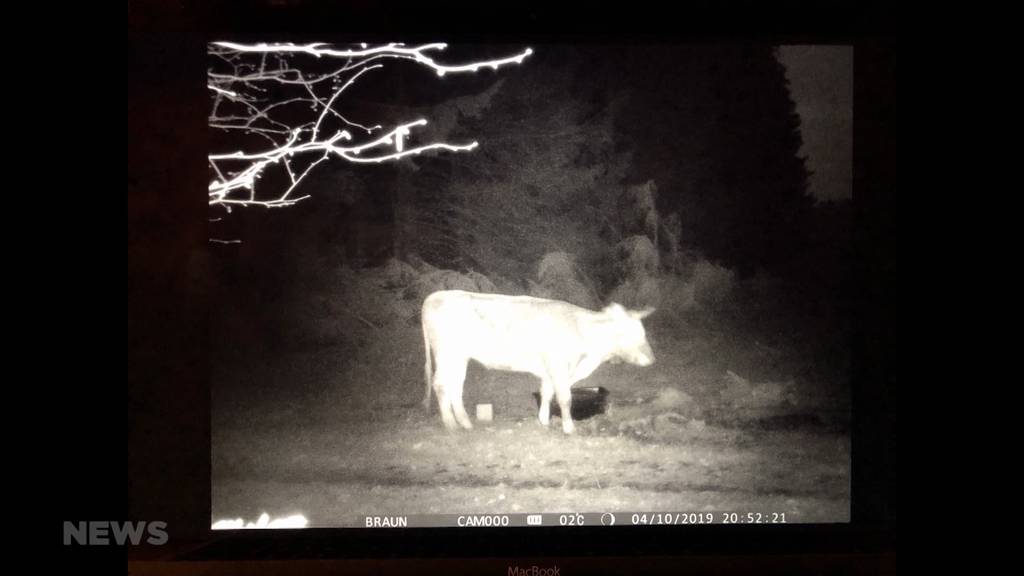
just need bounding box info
[526,515,542,526]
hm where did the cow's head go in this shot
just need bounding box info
[602,303,656,366]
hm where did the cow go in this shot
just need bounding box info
[421,290,655,434]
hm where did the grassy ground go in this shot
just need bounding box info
[212,309,850,527]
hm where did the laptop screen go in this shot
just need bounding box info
[207,41,853,530]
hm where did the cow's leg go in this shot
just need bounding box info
[432,358,460,431]
[435,357,472,430]
[449,375,474,431]
[554,378,575,435]
[538,378,554,427]
[433,381,457,431]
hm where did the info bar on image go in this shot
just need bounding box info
[362,511,789,528]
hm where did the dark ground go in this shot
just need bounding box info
[212,295,850,527]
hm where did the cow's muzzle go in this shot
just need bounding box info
[634,343,655,366]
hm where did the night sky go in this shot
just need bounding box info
[777,46,853,203]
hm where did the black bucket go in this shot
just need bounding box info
[532,386,610,420]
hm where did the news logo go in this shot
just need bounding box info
[63,521,168,545]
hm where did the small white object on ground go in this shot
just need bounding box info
[476,403,493,422]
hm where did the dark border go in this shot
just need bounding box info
[128,0,893,562]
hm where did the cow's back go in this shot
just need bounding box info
[422,290,591,376]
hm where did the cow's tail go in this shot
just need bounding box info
[422,316,433,413]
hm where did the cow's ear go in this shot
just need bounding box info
[629,307,656,320]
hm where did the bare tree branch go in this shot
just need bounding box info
[207,42,532,217]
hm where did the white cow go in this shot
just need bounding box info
[422,290,655,434]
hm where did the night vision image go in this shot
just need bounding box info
[208,42,853,528]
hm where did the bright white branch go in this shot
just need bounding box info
[208,85,237,97]
[211,42,533,78]
[208,42,530,211]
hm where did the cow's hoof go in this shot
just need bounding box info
[562,423,576,435]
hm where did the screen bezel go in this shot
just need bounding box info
[128,3,893,562]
